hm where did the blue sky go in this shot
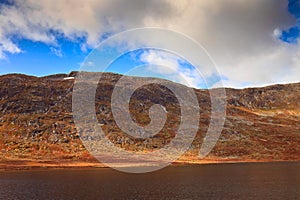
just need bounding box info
[280,0,300,43]
[0,0,299,88]
[0,39,86,76]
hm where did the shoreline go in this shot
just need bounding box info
[1,159,299,172]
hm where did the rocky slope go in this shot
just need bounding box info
[0,72,299,169]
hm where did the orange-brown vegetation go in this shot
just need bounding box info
[0,72,299,169]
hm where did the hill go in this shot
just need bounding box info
[0,72,299,169]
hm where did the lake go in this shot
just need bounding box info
[0,162,299,200]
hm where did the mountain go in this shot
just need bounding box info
[0,72,299,169]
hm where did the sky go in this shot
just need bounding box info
[0,0,299,88]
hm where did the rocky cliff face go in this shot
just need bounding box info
[0,72,299,166]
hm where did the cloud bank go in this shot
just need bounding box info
[0,0,299,88]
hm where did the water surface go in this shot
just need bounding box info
[0,162,299,200]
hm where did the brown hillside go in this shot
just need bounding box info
[0,72,299,168]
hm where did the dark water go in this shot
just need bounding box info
[0,162,299,200]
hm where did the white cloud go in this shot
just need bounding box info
[140,50,180,74]
[50,47,62,57]
[273,28,282,39]
[81,61,95,67]
[0,0,299,88]
[0,37,22,59]
[139,50,205,88]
